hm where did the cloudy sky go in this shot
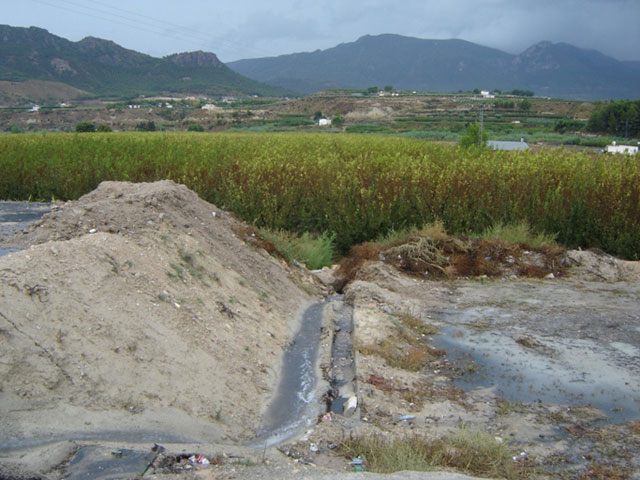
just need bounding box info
[5,0,640,62]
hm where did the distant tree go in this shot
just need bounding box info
[554,119,585,134]
[493,89,502,95]
[187,123,204,132]
[333,116,344,128]
[313,111,323,121]
[458,122,488,148]
[366,86,378,95]
[587,100,640,137]
[494,100,515,109]
[510,89,535,97]
[8,125,25,134]
[519,99,532,112]
[136,120,156,132]
[96,124,112,132]
[384,85,393,92]
[472,88,481,95]
[75,122,96,133]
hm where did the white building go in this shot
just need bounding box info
[318,118,332,127]
[606,141,638,155]
[488,139,530,151]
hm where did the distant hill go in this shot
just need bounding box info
[0,25,292,99]
[229,34,640,100]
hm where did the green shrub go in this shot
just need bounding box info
[187,123,204,132]
[75,122,96,133]
[258,229,335,269]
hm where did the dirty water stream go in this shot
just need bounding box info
[250,301,327,447]
[251,297,357,447]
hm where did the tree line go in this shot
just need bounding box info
[588,100,640,138]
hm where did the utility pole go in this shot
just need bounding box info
[478,107,484,147]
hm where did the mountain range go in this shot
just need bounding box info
[229,34,640,100]
[1,26,639,102]
[0,25,290,99]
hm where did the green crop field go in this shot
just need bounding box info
[1,132,639,258]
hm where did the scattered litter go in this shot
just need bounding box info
[321,412,333,422]
[397,414,416,422]
[545,273,555,279]
[349,457,364,466]
[513,452,527,461]
[309,443,319,453]
[89,228,97,233]
[212,211,216,217]
[111,449,123,457]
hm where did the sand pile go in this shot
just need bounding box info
[0,180,318,449]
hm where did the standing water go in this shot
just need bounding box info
[0,201,52,255]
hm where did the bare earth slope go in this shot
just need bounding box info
[0,180,317,453]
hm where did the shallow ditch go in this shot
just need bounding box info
[250,297,358,447]
[250,301,327,447]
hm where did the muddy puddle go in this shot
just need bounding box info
[0,200,52,253]
[431,281,640,424]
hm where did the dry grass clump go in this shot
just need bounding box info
[357,312,444,372]
[335,220,567,289]
[578,462,630,480]
[339,430,534,479]
[358,340,435,372]
[363,374,462,410]
[400,313,439,336]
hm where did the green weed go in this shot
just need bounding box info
[476,221,557,248]
[339,429,533,479]
[258,229,335,269]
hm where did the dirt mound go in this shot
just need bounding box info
[0,180,319,451]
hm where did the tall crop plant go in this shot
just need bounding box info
[1,132,639,259]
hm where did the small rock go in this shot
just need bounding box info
[344,396,358,417]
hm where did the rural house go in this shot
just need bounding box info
[606,141,638,155]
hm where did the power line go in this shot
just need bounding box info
[27,0,272,59]
[53,0,214,45]
[29,0,208,49]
